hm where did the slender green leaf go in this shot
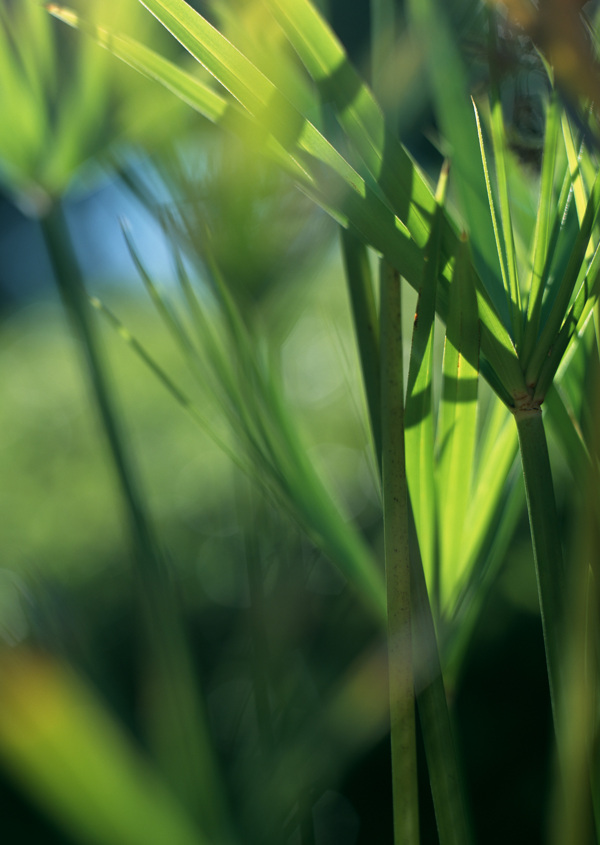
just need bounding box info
[123,220,388,623]
[262,0,437,247]
[405,200,442,603]
[89,295,244,469]
[463,398,519,573]
[48,1,526,403]
[526,169,600,388]
[473,99,512,329]
[561,110,588,226]
[407,0,505,326]
[535,241,600,402]
[486,35,521,344]
[255,0,525,403]
[436,236,480,611]
[520,94,562,369]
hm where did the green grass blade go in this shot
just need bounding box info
[137,0,276,116]
[89,295,245,470]
[370,0,396,108]
[473,99,512,331]
[407,0,504,325]
[436,236,480,611]
[44,5,327,189]
[487,70,521,344]
[135,0,399,205]
[520,94,562,369]
[123,218,388,623]
[261,0,437,247]
[526,169,600,389]
[47,2,527,404]
[0,10,48,185]
[561,110,589,226]
[249,0,525,404]
[534,241,600,402]
[462,397,519,576]
[405,197,443,604]
[264,371,387,623]
[340,230,382,470]
[0,650,210,845]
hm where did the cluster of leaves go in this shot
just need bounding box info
[1,0,600,843]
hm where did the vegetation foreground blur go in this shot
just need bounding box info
[1,0,600,843]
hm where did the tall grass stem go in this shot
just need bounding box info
[514,409,566,736]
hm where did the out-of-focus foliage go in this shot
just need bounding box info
[0,0,188,213]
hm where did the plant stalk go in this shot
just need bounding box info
[380,260,419,845]
[343,233,473,844]
[514,408,566,735]
[41,203,163,583]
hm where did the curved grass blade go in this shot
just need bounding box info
[123,222,388,623]
[251,0,525,405]
[47,2,526,404]
[135,0,401,209]
[262,0,438,247]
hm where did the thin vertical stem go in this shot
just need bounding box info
[514,408,566,735]
[380,260,419,845]
[41,202,162,583]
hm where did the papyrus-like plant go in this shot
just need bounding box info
[7,0,600,842]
